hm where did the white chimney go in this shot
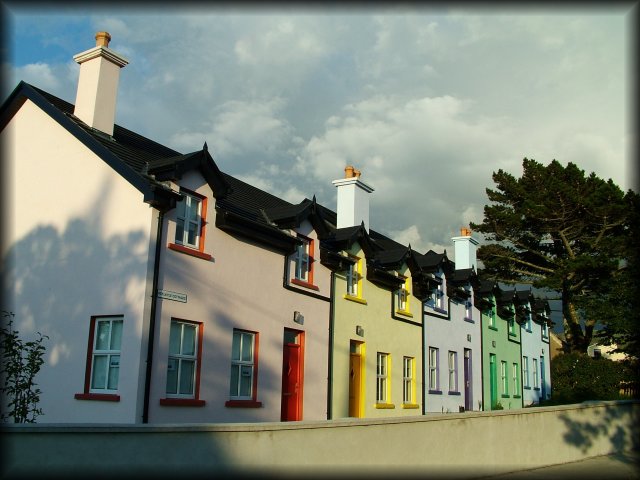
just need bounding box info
[73,32,128,136]
[452,227,478,271]
[332,165,374,232]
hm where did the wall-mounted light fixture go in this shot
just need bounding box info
[356,325,364,337]
[467,334,471,342]
[293,311,304,325]
[492,340,496,348]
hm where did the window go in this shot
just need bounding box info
[403,357,415,405]
[434,273,447,312]
[345,255,366,304]
[533,358,539,389]
[542,321,549,338]
[513,363,520,397]
[75,315,123,401]
[448,351,458,393]
[165,320,202,399]
[523,356,530,388]
[395,276,412,316]
[526,313,532,332]
[226,330,262,407]
[376,352,390,404]
[428,347,439,392]
[501,361,508,396]
[291,235,317,289]
[508,318,517,336]
[488,309,497,329]
[169,189,211,260]
[465,297,473,321]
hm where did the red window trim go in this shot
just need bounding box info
[75,315,123,402]
[160,319,205,404]
[170,188,212,260]
[227,329,261,406]
[74,393,120,402]
[290,278,320,291]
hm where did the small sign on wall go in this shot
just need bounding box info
[158,290,187,303]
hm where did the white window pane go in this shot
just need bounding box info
[175,219,185,243]
[110,320,123,350]
[166,358,178,394]
[241,334,253,362]
[239,365,252,397]
[179,360,195,395]
[231,333,241,361]
[91,355,108,389]
[230,365,240,396]
[107,356,120,390]
[169,322,181,355]
[95,321,110,350]
[182,324,196,356]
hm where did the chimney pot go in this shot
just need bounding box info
[95,31,111,48]
[345,165,355,178]
[461,227,472,236]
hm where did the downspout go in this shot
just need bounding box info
[142,208,164,424]
[479,305,485,412]
[327,271,335,420]
[422,300,426,415]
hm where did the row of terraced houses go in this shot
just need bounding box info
[1,33,552,423]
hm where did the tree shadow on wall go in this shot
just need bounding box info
[557,401,640,463]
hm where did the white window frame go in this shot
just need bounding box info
[542,321,549,338]
[376,352,389,403]
[448,351,458,393]
[346,260,358,297]
[293,236,311,282]
[166,320,198,398]
[230,330,256,400]
[429,347,439,391]
[175,191,203,249]
[513,363,520,396]
[501,360,508,395]
[488,309,496,328]
[523,356,530,388]
[526,313,532,331]
[90,316,123,393]
[533,358,539,389]
[465,296,473,320]
[435,273,446,311]
[403,356,414,404]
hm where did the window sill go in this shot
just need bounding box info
[526,329,532,333]
[160,398,206,407]
[225,400,263,408]
[395,309,413,318]
[402,403,420,409]
[524,386,531,390]
[344,294,367,305]
[168,243,212,261]
[75,393,120,402]
[501,394,510,399]
[464,317,474,323]
[508,332,517,337]
[513,395,521,399]
[448,391,461,396]
[433,307,448,315]
[428,389,442,395]
[488,326,498,331]
[533,387,540,391]
[375,403,396,409]
[291,278,320,291]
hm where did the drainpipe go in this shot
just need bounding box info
[142,209,164,424]
[422,300,426,415]
[327,271,336,420]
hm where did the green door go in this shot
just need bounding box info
[489,354,498,409]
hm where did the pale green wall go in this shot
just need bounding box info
[330,244,423,419]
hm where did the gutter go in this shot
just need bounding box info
[142,209,164,423]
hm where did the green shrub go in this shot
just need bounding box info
[550,352,624,404]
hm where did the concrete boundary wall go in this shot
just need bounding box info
[3,400,639,478]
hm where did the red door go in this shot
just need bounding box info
[281,331,303,421]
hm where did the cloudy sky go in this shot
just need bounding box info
[3,4,635,259]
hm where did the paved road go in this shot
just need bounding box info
[483,451,639,479]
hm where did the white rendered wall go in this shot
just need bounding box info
[520,319,551,406]
[148,171,331,423]
[424,293,483,413]
[1,99,154,423]
[332,178,374,231]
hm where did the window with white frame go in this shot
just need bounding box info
[89,316,123,392]
[465,296,473,320]
[533,358,539,389]
[376,352,389,403]
[293,235,312,283]
[434,273,446,311]
[346,259,358,297]
[448,351,458,393]
[166,320,199,397]
[513,363,520,396]
[501,360,508,395]
[230,330,256,399]
[395,276,412,315]
[542,321,549,338]
[523,356,530,388]
[508,318,517,336]
[175,191,203,249]
[488,309,496,328]
[526,312,532,331]
[403,356,414,404]
[429,347,439,391]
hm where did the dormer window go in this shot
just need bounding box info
[526,312,532,332]
[465,290,473,320]
[344,255,366,304]
[175,191,203,249]
[290,234,318,290]
[542,320,549,339]
[395,275,412,317]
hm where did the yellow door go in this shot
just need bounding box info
[349,341,363,417]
